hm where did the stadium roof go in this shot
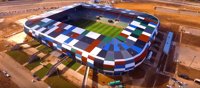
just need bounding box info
[25,3,159,75]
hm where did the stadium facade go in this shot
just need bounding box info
[24,3,159,75]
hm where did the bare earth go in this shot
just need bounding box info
[113,2,200,28]
[177,44,200,71]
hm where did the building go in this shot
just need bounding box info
[24,3,159,75]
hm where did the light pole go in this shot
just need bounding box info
[180,27,185,44]
[189,56,196,68]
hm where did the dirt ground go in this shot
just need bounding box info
[0,11,42,48]
[0,40,12,52]
[0,71,19,88]
[0,12,42,38]
[182,33,200,47]
[177,44,200,70]
[113,1,200,28]
[0,21,22,38]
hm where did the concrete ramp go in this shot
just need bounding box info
[46,57,67,77]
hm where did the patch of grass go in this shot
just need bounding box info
[34,63,52,79]
[27,40,40,47]
[44,75,78,88]
[62,59,72,65]
[37,45,52,54]
[62,59,81,71]
[25,60,41,70]
[70,62,81,71]
[6,50,29,64]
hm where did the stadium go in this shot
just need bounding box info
[24,3,159,75]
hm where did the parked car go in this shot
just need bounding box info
[177,81,184,86]
[166,85,172,88]
[35,76,40,81]
[194,79,200,85]
[178,74,190,80]
[32,74,36,77]
[2,70,11,78]
[171,77,178,82]
[31,79,36,83]
[177,81,187,88]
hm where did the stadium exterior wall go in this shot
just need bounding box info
[24,3,160,76]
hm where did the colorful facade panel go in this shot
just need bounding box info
[24,3,159,75]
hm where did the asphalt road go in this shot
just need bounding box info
[0,0,86,6]
[0,0,40,6]
[0,0,87,8]
[0,72,19,88]
[152,0,200,8]
[0,0,89,17]
[0,52,49,88]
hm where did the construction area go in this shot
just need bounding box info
[0,0,200,88]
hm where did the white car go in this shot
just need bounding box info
[194,79,200,84]
[166,85,172,88]
[2,70,11,77]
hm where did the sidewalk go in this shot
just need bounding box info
[61,66,104,88]
[0,52,49,88]
[47,55,104,88]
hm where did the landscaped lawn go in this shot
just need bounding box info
[34,63,52,79]
[37,45,52,54]
[62,59,72,66]
[25,60,41,70]
[6,50,29,64]
[70,62,81,71]
[44,75,78,88]
[27,40,40,47]
[62,59,81,71]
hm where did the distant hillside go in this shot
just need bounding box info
[0,0,16,2]
[186,0,200,3]
[0,0,37,2]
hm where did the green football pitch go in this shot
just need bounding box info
[69,19,123,38]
